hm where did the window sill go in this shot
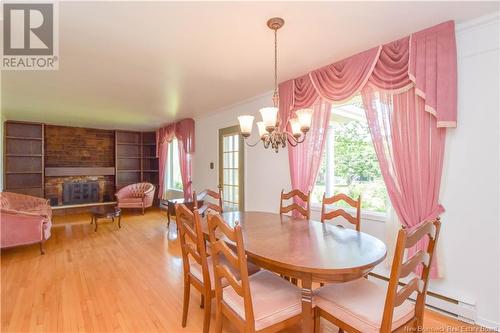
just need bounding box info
[310,203,387,223]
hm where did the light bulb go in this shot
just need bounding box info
[259,107,278,132]
[238,115,254,138]
[289,118,302,138]
[296,108,313,132]
[256,122,267,139]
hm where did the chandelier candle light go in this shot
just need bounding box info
[238,17,313,153]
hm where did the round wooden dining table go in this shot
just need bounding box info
[201,211,387,332]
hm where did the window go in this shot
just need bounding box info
[164,139,183,191]
[312,95,388,213]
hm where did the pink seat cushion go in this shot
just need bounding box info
[314,278,415,333]
[222,270,302,330]
[190,256,260,289]
[119,197,143,204]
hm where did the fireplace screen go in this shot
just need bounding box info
[62,181,99,205]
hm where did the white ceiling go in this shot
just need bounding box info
[2,1,498,130]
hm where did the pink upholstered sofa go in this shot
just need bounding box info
[0,192,52,254]
[115,182,155,214]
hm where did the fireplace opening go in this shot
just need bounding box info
[62,180,100,205]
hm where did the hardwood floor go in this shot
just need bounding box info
[1,209,479,332]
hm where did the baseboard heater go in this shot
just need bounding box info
[368,273,476,324]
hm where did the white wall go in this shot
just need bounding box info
[193,14,500,327]
[435,14,499,328]
[193,92,291,213]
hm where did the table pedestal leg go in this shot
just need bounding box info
[301,274,313,332]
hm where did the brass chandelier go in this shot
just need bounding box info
[238,17,313,153]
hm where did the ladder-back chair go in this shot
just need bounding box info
[314,218,442,333]
[207,212,302,333]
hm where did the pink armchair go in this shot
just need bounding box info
[115,182,155,214]
[0,192,52,254]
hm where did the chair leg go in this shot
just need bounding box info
[202,292,211,333]
[314,308,320,333]
[39,241,45,255]
[215,298,223,333]
[142,206,145,215]
[200,294,204,308]
[182,280,190,327]
[338,329,344,333]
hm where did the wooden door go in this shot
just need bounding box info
[218,126,244,211]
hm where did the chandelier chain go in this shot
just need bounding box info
[274,28,278,96]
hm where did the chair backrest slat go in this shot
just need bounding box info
[405,222,437,248]
[380,218,441,332]
[399,250,428,279]
[207,212,255,331]
[215,261,244,296]
[280,189,310,219]
[394,277,419,307]
[323,193,359,207]
[193,188,223,215]
[217,239,240,269]
[321,193,361,231]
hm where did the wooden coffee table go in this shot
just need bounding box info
[90,206,121,232]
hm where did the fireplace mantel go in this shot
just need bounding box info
[45,167,115,177]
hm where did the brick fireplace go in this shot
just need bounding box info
[45,175,115,206]
[44,125,116,207]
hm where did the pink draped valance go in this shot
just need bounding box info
[156,118,195,156]
[279,21,457,128]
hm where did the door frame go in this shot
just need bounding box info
[218,125,245,211]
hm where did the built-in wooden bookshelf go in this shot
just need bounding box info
[141,132,159,190]
[115,131,142,189]
[4,121,45,197]
[115,131,159,191]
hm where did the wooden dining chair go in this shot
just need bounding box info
[176,204,213,333]
[279,189,310,219]
[207,212,303,333]
[320,193,361,231]
[176,204,259,333]
[313,218,441,333]
[193,188,223,216]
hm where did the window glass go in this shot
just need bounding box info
[165,139,183,191]
[312,96,387,213]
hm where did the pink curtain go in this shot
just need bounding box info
[278,80,294,131]
[309,46,380,103]
[288,101,331,217]
[409,21,457,127]
[362,86,445,277]
[175,119,195,200]
[279,21,456,277]
[156,118,195,200]
[279,21,457,128]
[156,125,176,199]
